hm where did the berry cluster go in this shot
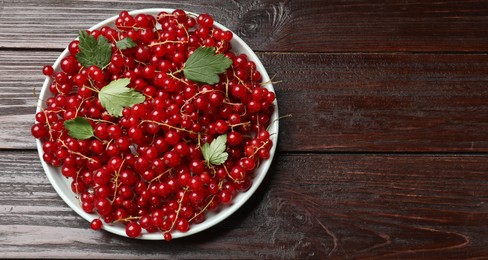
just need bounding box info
[31,10,276,240]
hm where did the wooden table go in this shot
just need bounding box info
[1,1,487,258]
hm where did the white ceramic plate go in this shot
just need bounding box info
[36,8,279,240]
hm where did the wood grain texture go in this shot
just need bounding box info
[2,0,488,258]
[1,151,486,259]
[1,0,488,52]
[271,52,488,152]
[3,50,488,152]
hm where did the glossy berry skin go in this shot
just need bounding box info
[90,219,103,230]
[126,222,142,238]
[32,9,276,240]
[42,65,54,76]
[95,198,112,216]
[31,123,48,139]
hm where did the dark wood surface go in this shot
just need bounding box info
[1,0,487,259]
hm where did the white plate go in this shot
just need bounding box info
[36,8,279,240]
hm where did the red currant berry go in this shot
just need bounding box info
[90,218,103,230]
[126,222,142,238]
[42,65,54,76]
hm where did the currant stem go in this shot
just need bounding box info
[189,195,216,222]
[179,89,222,114]
[73,150,98,162]
[114,215,141,223]
[250,139,270,158]
[223,164,241,183]
[267,114,292,131]
[110,159,125,203]
[171,68,184,75]
[225,74,230,98]
[74,168,82,196]
[165,188,187,233]
[41,109,54,142]
[230,121,251,129]
[261,74,281,86]
[148,168,173,186]
[139,119,197,135]
[82,83,99,93]
[86,117,117,125]
[148,40,188,47]
[232,69,250,92]
[167,71,189,86]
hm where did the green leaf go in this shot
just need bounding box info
[201,143,210,163]
[64,117,94,140]
[116,37,137,50]
[201,134,229,166]
[76,30,112,68]
[98,78,146,117]
[183,47,233,85]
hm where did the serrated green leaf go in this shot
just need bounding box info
[211,152,229,165]
[97,36,112,67]
[201,143,210,162]
[202,134,229,165]
[183,47,233,85]
[76,30,112,68]
[98,78,146,117]
[209,134,227,156]
[64,117,94,140]
[116,37,137,50]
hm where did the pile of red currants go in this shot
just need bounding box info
[31,9,276,240]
